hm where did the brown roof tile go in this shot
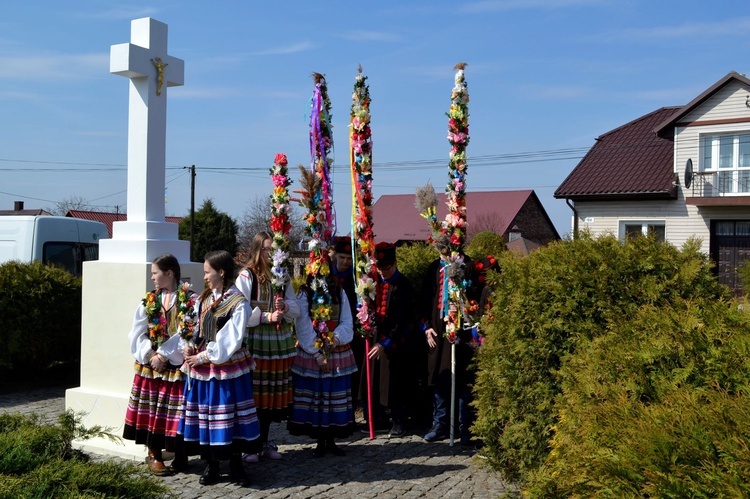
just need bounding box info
[0,209,52,216]
[371,190,553,243]
[66,210,183,238]
[554,107,680,200]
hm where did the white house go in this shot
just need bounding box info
[555,71,750,290]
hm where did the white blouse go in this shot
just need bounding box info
[294,289,353,355]
[235,269,301,322]
[127,292,184,366]
[179,285,254,365]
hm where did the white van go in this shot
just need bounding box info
[0,216,108,276]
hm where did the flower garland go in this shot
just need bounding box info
[142,291,167,348]
[349,66,377,338]
[297,72,335,360]
[269,153,293,298]
[416,63,471,344]
[176,282,198,341]
[142,282,197,348]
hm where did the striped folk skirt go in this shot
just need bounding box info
[245,322,296,420]
[179,348,262,460]
[123,361,184,452]
[288,344,358,439]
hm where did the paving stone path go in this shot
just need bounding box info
[1,386,517,498]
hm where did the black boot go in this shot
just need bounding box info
[325,438,345,456]
[169,451,188,473]
[229,454,251,487]
[312,438,326,458]
[199,459,220,486]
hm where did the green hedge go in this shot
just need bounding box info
[525,299,750,497]
[0,261,82,372]
[473,233,733,486]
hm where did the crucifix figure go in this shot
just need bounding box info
[109,17,184,225]
[151,57,168,96]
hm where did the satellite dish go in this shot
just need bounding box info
[685,158,693,188]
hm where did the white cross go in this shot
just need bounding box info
[110,17,184,223]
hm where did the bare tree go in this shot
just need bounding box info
[237,194,305,253]
[468,211,506,240]
[45,195,92,216]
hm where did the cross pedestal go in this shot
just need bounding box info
[66,18,201,460]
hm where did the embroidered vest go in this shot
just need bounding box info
[198,291,245,344]
[324,303,341,333]
[248,269,273,312]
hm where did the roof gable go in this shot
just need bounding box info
[371,190,543,243]
[554,107,679,200]
[655,71,750,137]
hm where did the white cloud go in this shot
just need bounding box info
[257,90,304,100]
[168,86,244,99]
[71,130,121,137]
[251,42,315,56]
[0,53,108,80]
[460,0,606,13]
[402,64,457,80]
[75,6,159,20]
[520,84,591,100]
[587,17,750,42]
[0,90,45,101]
[339,30,403,43]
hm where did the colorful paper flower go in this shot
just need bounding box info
[349,66,377,338]
[269,153,293,299]
[298,72,336,359]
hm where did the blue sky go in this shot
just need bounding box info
[2,1,750,239]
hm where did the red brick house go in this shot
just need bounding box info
[371,190,559,251]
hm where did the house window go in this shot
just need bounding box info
[621,221,666,241]
[702,133,750,194]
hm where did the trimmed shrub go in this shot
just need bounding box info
[525,299,750,497]
[472,234,730,483]
[466,230,506,261]
[0,411,172,498]
[0,261,82,372]
[395,242,438,300]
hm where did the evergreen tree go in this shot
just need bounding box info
[179,198,238,262]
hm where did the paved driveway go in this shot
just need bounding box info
[1,386,516,498]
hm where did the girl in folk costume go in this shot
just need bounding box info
[179,250,262,487]
[236,231,300,462]
[288,71,357,456]
[289,265,358,457]
[124,253,196,475]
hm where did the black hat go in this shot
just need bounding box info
[375,242,396,268]
[334,236,352,254]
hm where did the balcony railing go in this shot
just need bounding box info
[691,170,750,198]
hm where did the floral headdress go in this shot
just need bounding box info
[269,153,293,298]
[296,72,336,359]
[417,63,471,344]
[349,65,377,338]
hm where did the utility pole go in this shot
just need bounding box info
[190,164,196,262]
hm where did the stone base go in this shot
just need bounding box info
[65,386,146,461]
[66,258,202,459]
[99,221,190,263]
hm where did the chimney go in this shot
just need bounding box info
[13,201,24,211]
